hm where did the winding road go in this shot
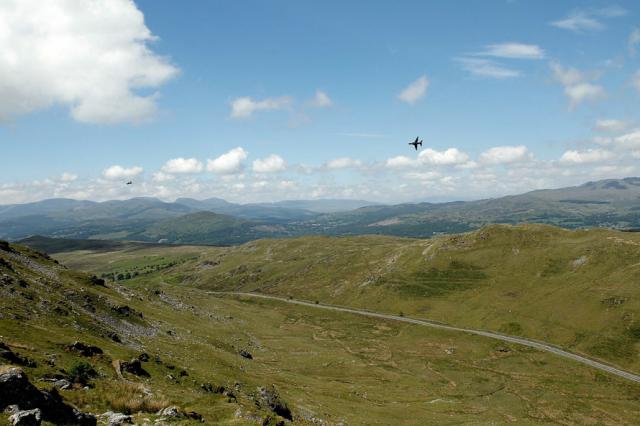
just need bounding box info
[211,291,640,384]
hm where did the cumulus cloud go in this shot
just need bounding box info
[550,63,585,86]
[398,75,429,104]
[161,158,203,174]
[418,148,469,166]
[594,119,629,133]
[480,43,545,59]
[480,145,530,164]
[60,172,78,182]
[103,165,143,179]
[309,90,332,108]
[613,130,640,149]
[456,58,519,79]
[386,155,416,169]
[559,148,615,164]
[0,0,178,124]
[207,147,248,174]
[551,7,627,33]
[550,62,606,110]
[152,171,175,182]
[229,96,292,119]
[564,83,606,110]
[252,154,286,173]
[325,157,362,169]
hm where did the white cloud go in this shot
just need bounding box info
[480,43,545,59]
[550,62,606,110]
[309,90,332,108]
[551,7,627,33]
[418,148,469,166]
[325,157,362,169]
[480,145,530,164]
[457,58,519,79]
[550,63,584,86]
[386,155,417,169]
[594,119,629,133]
[0,0,178,124]
[207,147,248,174]
[564,83,606,110]
[161,157,203,174]
[103,165,143,180]
[252,154,286,173]
[551,12,603,32]
[229,96,292,119]
[559,148,615,164]
[614,130,640,149]
[398,75,429,104]
[60,172,78,182]
[152,171,175,182]
[629,28,640,56]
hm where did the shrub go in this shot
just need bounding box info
[68,361,97,385]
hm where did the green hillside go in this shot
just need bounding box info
[55,224,640,375]
[6,232,640,424]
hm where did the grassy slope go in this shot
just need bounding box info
[9,242,640,424]
[56,224,640,375]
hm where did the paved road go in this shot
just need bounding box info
[211,291,640,384]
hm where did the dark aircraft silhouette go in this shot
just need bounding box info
[126,181,133,185]
[409,136,422,150]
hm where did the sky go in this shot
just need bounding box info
[2,0,640,204]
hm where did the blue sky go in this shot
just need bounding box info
[2,0,640,204]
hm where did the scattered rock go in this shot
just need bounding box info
[53,379,72,390]
[106,412,133,426]
[201,383,225,394]
[0,342,37,367]
[9,408,41,426]
[88,276,105,287]
[572,256,588,268]
[239,349,253,360]
[138,352,150,362]
[0,368,96,425]
[256,386,292,421]
[120,359,150,377]
[111,305,142,318]
[157,406,180,418]
[66,341,103,357]
[106,332,122,343]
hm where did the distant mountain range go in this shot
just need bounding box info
[3,177,640,244]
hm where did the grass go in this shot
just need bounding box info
[54,224,640,373]
[7,224,640,423]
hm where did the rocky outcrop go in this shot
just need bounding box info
[120,359,150,377]
[256,386,292,421]
[9,408,41,426]
[0,367,96,425]
[239,349,253,360]
[103,412,132,426]
[66,341,103,357]
[156,406,203,422]
[0,342,37,367]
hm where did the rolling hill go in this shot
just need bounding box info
[54,224,640,375]
[4,234,640,424]
[3,177,640,245]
